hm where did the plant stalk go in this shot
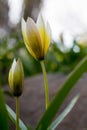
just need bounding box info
[40,60,49,109]
[36,56,87,130]
[16,97,19,130]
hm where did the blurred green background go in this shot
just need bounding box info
[1,31,87,85]
[0,0,87,85]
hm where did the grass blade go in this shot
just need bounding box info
[6,105,31,130]
[48,94,79,130]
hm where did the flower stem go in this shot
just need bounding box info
[36,56,87,130]
[16,97,19,130]
[40,60,49,109]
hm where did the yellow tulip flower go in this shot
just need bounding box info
[21,14,51,61]
[8,58,24,97]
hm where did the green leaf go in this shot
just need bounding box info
[36,56,87,130]
[48,94,79,130]
[6,105,31,130]
[0,87,9,130]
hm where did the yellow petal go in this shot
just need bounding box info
[8,59,16,91]
[8,68,13,90]
[26,17,44,60]
[21,18,29,46]
[36,14,51,56]
[21,18,37,59]
[13,59,24,96]
[36,14,44,47]
[44,22,51,55]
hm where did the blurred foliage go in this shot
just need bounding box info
[45,40,87,73]
[0,32,87,85]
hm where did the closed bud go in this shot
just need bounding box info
[8,58,24,97]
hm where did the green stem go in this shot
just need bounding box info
[40,60,49,109]
[16,97,19,130]
[36,56,87,130]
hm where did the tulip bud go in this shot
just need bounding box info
[8,58,24,97]
[21,14,51,61]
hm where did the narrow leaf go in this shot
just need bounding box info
[0,87,9,130]
[36,56,87,130]
[48,94,79,130]
[6,105,31,130]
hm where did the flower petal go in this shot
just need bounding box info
[13,59,24,96]
[21,18,37,59]
[26,17,43,60]
[44,22,51,55]
[8,59,16,91]
[36,14,45,44]
[11,59,16,73]
[8,68,13,89]
[36,14,51,56]
[21,18,29,46]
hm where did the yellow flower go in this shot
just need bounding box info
[21,14,51,61]
[8,58,24,97]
